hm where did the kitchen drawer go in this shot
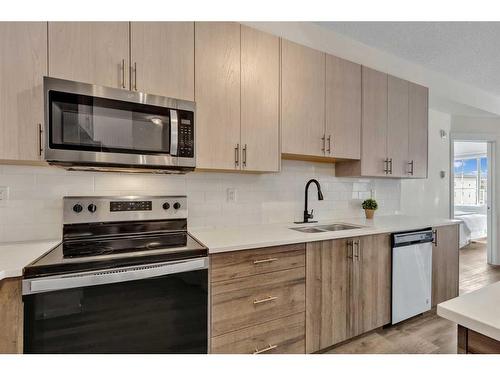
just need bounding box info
[211,267,305,336]
[210,243,305,283]
[211,312,305,354]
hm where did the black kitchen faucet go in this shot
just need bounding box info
[295,179,324,224]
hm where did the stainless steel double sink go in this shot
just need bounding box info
[290,223,362,233]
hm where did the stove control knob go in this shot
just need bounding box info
[88,204,97,213]
[73,204,83,213]
[173,202,181,210]
[162,202,170,210]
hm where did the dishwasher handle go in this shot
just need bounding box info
[392,229,434,248]
[23,257,208,295]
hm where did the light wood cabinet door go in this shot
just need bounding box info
[432,224,459,306]
[306,239,350,353]
[0,22,46,161]
[350,234,391,337]
[48,22,129,88]
[409,82,429,178]
[325,54,361,160]
[240,25,280,172]
[360,67,388,176]
[387,75,409,177]
[0,278,23,353]
[195,22,241,170]
[130,22,194,100]
[281,40,325,158]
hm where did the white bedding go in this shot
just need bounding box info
[456,213,487,247]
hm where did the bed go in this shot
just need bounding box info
[454,207,487,248]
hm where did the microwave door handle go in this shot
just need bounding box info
[170,109,179,156]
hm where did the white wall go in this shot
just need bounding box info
[400,110,451,218]
[0,161,401,243]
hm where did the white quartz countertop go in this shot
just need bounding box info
[437,281,500,341]
[0,240,61,281]
[190,215,460,253]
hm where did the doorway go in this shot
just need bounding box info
[451,139,496,266]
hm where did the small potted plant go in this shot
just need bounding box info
[362,198,378,219]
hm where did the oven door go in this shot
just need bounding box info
[43,77,195,170]
[23,258,208,354]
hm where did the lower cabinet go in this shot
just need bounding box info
[306,234,391,353]
[432,224,460,306]
[0,277,23,354]
[210,243,306,354]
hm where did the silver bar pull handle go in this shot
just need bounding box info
[432,229,438,247]
[235,144,240,167]
[121,59,126,88]
[353,240,360,260]
[253,296,278,305]
[253,258,278,265]
[389,158,393,175]
[347,240,353,259]
[327,135,332,154]
[321,135,326,153]
[253,344,278,354]
[408,160,414,175]
[383,158,389,174]
[243,144,247,167]
[133,62,137,91]
[38,123,43,157]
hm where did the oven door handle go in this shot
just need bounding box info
[23,257,208,295]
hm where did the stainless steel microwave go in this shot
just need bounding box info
[43,77,196,173]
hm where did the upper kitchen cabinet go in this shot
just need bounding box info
[281,40,325,159]
[130,22,194,100]
[48,22,129,89]
[195,23,280,172]
[358,66,389,177]
[240,25,280,172]
[325,54,361,160]
[408,82,429,178]
[387,75,409,177]
[336,67,429,179]
[195,22,241,170]
[0,22,47,161]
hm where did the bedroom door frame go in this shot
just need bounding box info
[450,133,497,265]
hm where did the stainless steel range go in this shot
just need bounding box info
[23,196,208,354]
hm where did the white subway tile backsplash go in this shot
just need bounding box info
[0,160,401,242]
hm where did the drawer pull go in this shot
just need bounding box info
[253,257,278,265]
[253,296,278,305]
[253,344,278,354]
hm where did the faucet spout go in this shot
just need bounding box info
[295,179,324,224]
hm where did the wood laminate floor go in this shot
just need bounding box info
[326,241,500,354]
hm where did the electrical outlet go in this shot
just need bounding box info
[0,186,9,206]
[226,188,237,203]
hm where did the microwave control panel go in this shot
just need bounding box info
[177,110,194,158]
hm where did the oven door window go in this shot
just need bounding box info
[49,91,171,155]
[23,269,208,354]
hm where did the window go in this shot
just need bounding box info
[454,156,487,206]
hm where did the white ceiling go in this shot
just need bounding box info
[317,22,500,96]
[454,141,487,157]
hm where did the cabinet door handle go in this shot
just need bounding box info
[432,229,438,247]
[38,123,43,157]
[243,144,247,167]
[327,135,332,154]
[121,59,126,89]
[347,240,353,259]
[253,257,278,265]
[408,160,414,175]
[388,158,393,175]
[353,240,360,260]
[234,144,240,167]
[383,158,389,174]
[253,344,278,354]
[253,296,278,305]
[321,135,326,153]
[133,62,137,91]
